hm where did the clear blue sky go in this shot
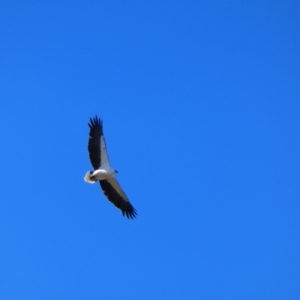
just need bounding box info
[1,1,299,299]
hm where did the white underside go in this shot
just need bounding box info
[84,168,115,183]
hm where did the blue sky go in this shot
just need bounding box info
[1,1,299,299]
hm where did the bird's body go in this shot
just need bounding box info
[84,116,137,219]
[84,168,116,182]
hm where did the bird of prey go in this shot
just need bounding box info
[84,116,137,219]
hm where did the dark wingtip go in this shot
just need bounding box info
[88,115,102,128]
[123,207,138,219]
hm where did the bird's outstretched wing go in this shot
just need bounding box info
[99,178,137,219]
[88,116,110,170]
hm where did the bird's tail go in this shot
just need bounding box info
[84,171,96,183]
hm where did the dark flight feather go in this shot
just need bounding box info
[99,180,137,219]
[88,116,102,170]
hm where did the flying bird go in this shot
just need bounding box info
[84,116,137,219]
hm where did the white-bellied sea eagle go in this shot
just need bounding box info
[84,116,137,219]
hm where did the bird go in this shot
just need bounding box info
[84,115,137,219]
